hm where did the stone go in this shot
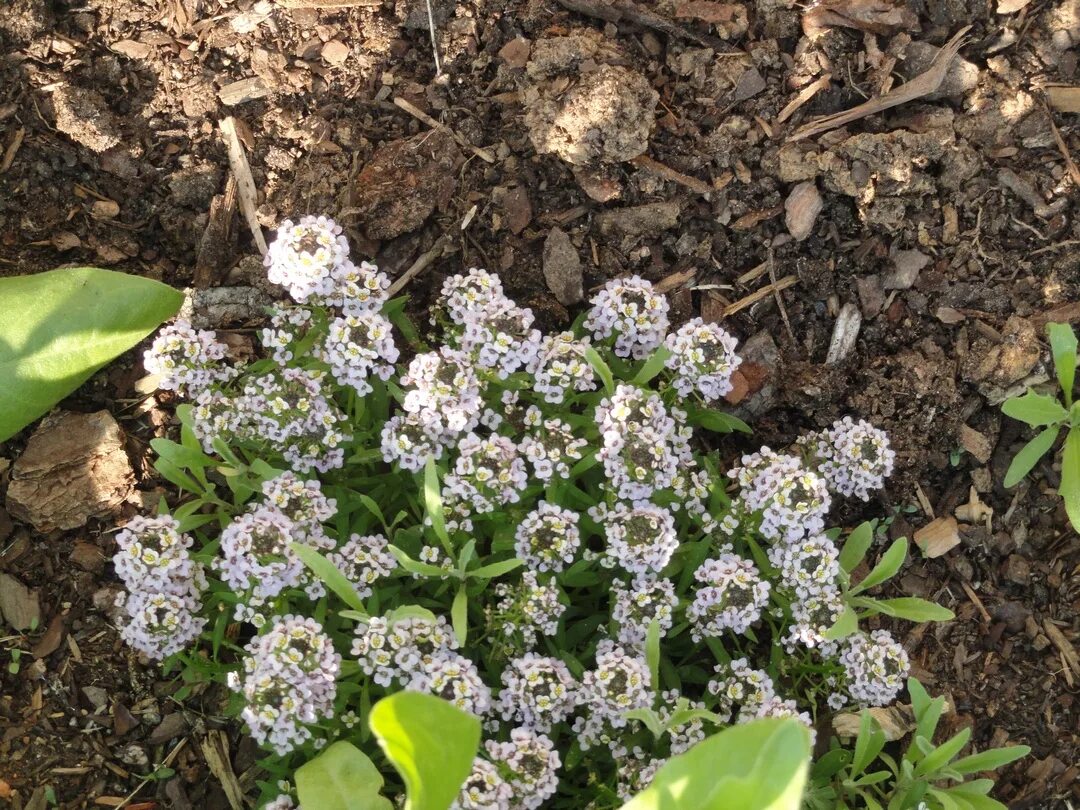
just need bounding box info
[71,541,106,574]
[542,227,584,306]
[856,274,886,318]
[352,128,463,240]
[6,411,134,533]
[784,181,822,241]
[1002,554,1031,585]
[732,331,780,418]
[0,573,41,631]
[148,713,189,745]
[884,249,929,290]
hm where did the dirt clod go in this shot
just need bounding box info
[51,85,122,153]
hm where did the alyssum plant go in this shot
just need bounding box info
[115,215,1026,809]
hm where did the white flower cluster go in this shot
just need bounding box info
[460,299,543,380]
[839,630,910,706]
[584,275,670,359]
[351,615,457,688]
[454,758,512,810]
[262,796,297,810]
[663,318,742,402]
[596,385,691,502]
[611,576,678,647]
[228,615,341,755]
[514,501,581,573]
[143,319,235,397]
[528,332,597,403]
[596,502,679,577]
[443,433,528,530]
[326,534,396,598]
[729,448,831,543]
[437,267,505,324]
[484,727,561,809]
[707,659,814,741]
[518,416,587,481]
[768,533,841,599]
[573,641,654,750]
[408,651,492,716]
[113,516,206,660]
[261,306,313,365]
[264,215,351,302]
[802,417,896,501]
[687,554,771,639]
[319,311,399,396]
[493,571,566,650]
[496,653,578,732]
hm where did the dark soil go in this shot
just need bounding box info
[2,0,1079,806]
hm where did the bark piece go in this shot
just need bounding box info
[914,516,960,558]
[0,573,41,631]
[6,411,134,533]
[784,181,823,241]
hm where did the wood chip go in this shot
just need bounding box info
[91,199,120,219]
[996,0,1032,13]
[732,204,783,230]
[1042,620,1080,679]
[219,116,267,255]
[776,73,832,124]
[825,302,862,365]
[110,39,152,59]
[200,730,245,810]
[1046,84,1080,113]
[790,25,972,142]
[630,154,713,195]
[959,425,993,463]
[276,0,382,5]
[218,77,270,106]
[956,486,993,527]
[936,305,966,324]
[784,181,823,241]
[914,516,960,558]
[321,40,350,65]
[0,127,25,174]
[0,573,41,631]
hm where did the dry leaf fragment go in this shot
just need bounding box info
[111,39,152,59]
[50,231,81,251]
[959,425,993,463]
[914,516,960,558]
[321,40,350,65]
[996,0,1032,13]
[790,25,971,142]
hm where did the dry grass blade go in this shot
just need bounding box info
[219,116,268,255]
[392,97,495,164]
[790,25,971,142]
[630,154,713,195]
[1044,104,1080,190]
[1045,84,1080,113]
[776,74,832,124]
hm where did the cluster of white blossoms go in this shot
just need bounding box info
[663,318,742,402]
[128,216,930,809]
[687,553,771,639]
[584,275,671,359]
[228,615,340,755]
[113,516,206,660]
[801,416,897,501]
[143,319,235,396]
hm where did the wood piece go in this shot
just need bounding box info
[1,127,25,174]
[960,581,991,623]
[219,116,267,255]
[387,235,453,297]
[553,0,734,51]
[790,26,971,142]
[392,97,495,164]
[776,74,831,124]
[1046,84,1080,113]
[1043,620,1080,680]
[194,174,238,289]
[630,154,712,195]
[276,0,382,6]
[1045,105,1080,190]
[825,302,862,365]
[722,274,798,316]
[218,77,269,106]
[913,516,960,558]
[200,731,245,810]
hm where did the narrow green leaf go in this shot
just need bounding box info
[624,708,665,737]
[468,557,525,580]
[866,597,955,623]
[907,678,932,721]
[290,542,367,613]
[851,538,908,595]
[357,494,390,532]
[423,457,451,549]
[914,727,972,777]
[369,692,481,810]
[950,745,1030,775]
[1062,427,1080,533]
[584,346,615,394]
[1047,322,1077,406]
[387,545,452,578]
[296,741,392,810]
[452,586,468,646]
[824,605,859,640]
[632,345,672,385]
[852,711,886,776]
[1004,426,1060,487]
[0,267,183,441]
[1001,390,1069,427]
[645,619,661,691]
[839,521,875,574]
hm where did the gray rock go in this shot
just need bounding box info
[542,227,584,306]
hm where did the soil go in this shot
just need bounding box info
[2,0,1079,806]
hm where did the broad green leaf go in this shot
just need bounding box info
[824,605,859,640]
[909,679,946,745]
[296,741,392,810]
[424,457,451,550]
[866,597,954,622]
[451,586,468,646]
[625,708,665,737]
[852,711,886,776]
[584,346,615,394]
[1047,322,1077,406]
[839,521,875,574]
[851,538,908,595]
[290,542,367,613]
[950,745,1030,775]
[468,557,525,580]
[632,345,672,385]
[810,748,851,780]
[1062,428,1080,533]
[914,727,971,778]
[0,267,183,441]
[620,717,811,810]
[1001,391,1068,427]
[369,692,481,810]
[645,619,661,691]
[1004,426,1059,487]
[687,406,752,434]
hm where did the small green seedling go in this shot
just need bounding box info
[1001,322,1080,532]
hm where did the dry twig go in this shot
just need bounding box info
[776,74,832,124]
[790,26,971,142]
[1044,104,1080,190]
[219,116,268,255]
[392,97,495,164]
[553,0,734,51]
[722,274,798,316]
[630,154,712,195]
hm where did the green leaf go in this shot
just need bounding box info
[357,494,391,532]
[290,542,368,613]
[824,605,859,640]
[687,406,752,434]
[369,692,481,810]
[632,345,672,385]
[852,711,886,776]
[950,745,1030,775]
[296,741,392,810]
[645,618,661,691]
[1001,391,1069,427]
[387,545,452,578]
[839,521,875,574]
[620,717,811,810]
[424,457,451,550]
[584,346,616,394]
[1004,426,1060,487]
[1047,322,1078,406]
[865,597,954,622]
[387,605,438,625]
[451,586,468,646]
[851,538,908,595]
[468,557,525,580]
[1062,427,1080,533]
[0,267,183,441]
[625,708,666,737]
[914,727,972,778]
